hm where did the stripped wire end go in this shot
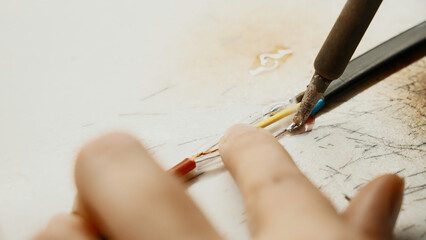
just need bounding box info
[167,158,196,177]
[168,148,219,178]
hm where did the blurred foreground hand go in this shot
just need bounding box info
[35,124,404,240]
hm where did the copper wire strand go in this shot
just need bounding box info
[188,104,300,161]
[190,148,219,160]
[171,103,301,177]
[191,129,287,163]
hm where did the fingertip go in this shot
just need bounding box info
[343,174,405,240]
[367,174,405,216]
[378,174,405,221]
[219,124,271,153]
[217,124,338,238]
[220,124,257,143]
[380,173,405,193]
[374,173,404,184]
[72,132,223,240]
[77,132,142,162]
[74,132,148,186]
[386,173,405,189]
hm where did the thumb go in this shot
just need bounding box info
[341,174,404,240]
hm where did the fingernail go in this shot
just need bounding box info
[220,124,256,143]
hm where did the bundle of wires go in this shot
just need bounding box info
[168,21,426,178]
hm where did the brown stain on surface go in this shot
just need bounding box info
[386,57,426,141]
[390,58,426,121]
[155,1,335,105]
[168,3,327,83]
[177,7,292,79]
[318,42,426,144]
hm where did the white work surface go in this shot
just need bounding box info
[0,0,425,239]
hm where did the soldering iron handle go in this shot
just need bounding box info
[314,0,382,80]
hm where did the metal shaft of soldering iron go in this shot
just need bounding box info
[292,0,382,129]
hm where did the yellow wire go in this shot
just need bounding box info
[255,103,300,128]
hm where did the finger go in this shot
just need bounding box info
[72,195,100,233]
[72,195,87,219]
[219,124,344,238]
[33,214,98,240]
[74,132,222,240]
[342,174,404,240]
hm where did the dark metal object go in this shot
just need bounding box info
[292,0,382,129]
[292,20,426,102]
[324,20,426,100]
[315,0,383,80]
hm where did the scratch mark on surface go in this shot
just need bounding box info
[177,135,216,146]
[119,112,166,116]
[405,184,426,195]
[315,133,331,142]
[221,82,241,95]
[354,183,365,190]
[414,197,426,202]
[401,224,415,231]
[323,165,350,180]
[344,194,351,202]
[405,184,426,190]
[363,152,396,160]
[394,168,406,174]
[408,170,426,177]
[147,143,166,150]
[344,174,352,181]
[141,86,174,101]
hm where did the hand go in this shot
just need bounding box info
[35,124,404,240]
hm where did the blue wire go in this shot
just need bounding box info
[309,98,325,116]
